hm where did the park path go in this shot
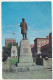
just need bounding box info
[2,68,52,79]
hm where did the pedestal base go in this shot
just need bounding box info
[17,40,38,72]
[12,65,44,72]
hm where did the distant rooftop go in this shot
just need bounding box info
[34,37,49,41]
[5,38,16,40]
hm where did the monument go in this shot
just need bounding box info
[17,18,36,71]
[11,46,18,58]
[11,18,44,72]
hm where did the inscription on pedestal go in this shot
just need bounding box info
[23,48,28,54]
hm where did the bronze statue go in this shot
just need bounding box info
[20,18,28,40]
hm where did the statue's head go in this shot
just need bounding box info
[22,18,25,22]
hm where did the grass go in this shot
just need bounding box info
[11,57,18,64]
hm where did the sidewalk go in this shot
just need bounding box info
[2,68,52,79]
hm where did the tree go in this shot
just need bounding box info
[2,42,19,57]
[2,46,10,56]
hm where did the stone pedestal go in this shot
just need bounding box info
[10,40,44,72]
[11,46,18,58]
[2,57,11,71]
[43,58,52,69]
[19,40,33,62]
[18,40,35,70]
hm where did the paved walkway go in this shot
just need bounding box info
[2,69,52,79]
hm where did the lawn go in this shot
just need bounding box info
[11,57,18,64]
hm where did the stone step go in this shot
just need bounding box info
[18,62,36,67]
[12,65,44,72]
[29,65,44,71]
[19,59,33,63]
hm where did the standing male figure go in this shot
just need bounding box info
[20,18,28,40]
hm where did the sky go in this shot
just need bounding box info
[2,2,51,46]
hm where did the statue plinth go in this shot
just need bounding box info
[12,40,44,72]
[19,40,33,63]
[18,40,35,68]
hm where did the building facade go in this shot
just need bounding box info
[34,38,49,54]
[5,38,16,47]
[30,44,34,49]
[41,32,52,58]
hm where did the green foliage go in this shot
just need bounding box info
[2,42,18,57]
[11,57,18,64]
[2,46,11,56]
